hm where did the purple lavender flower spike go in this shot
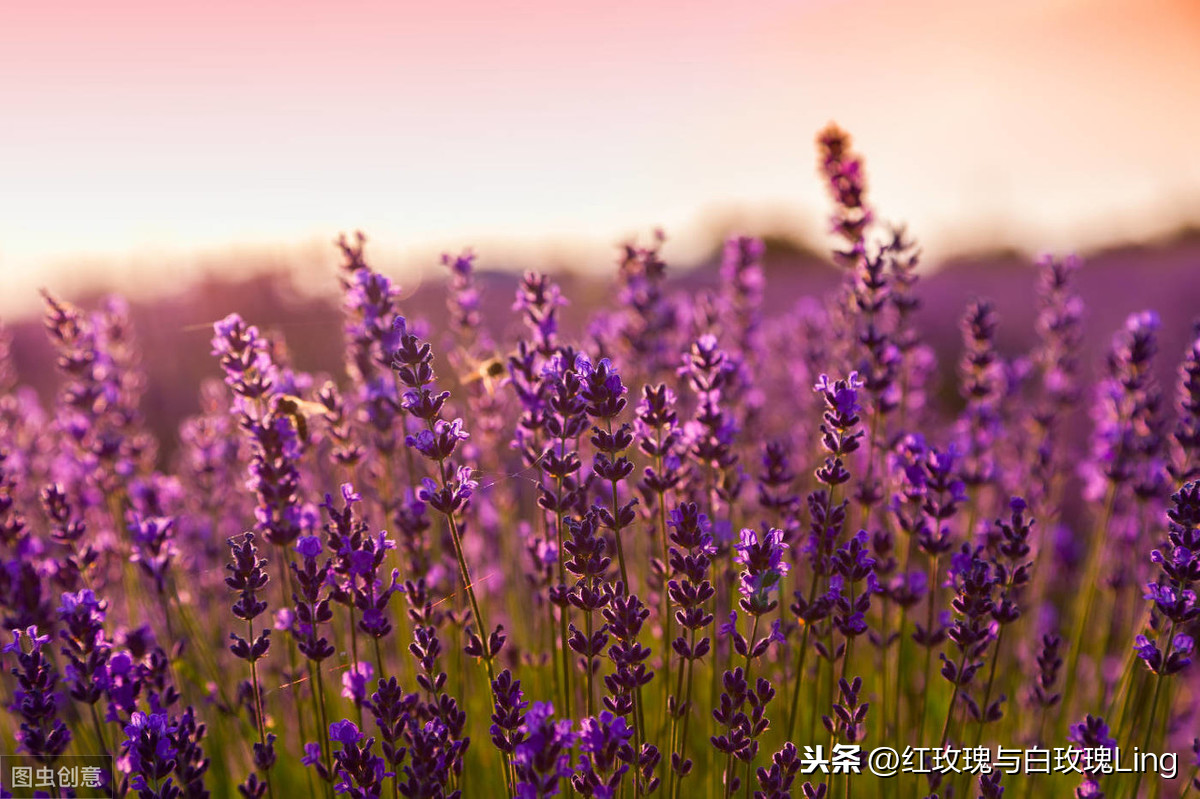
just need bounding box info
[734,527,789,616]
[513,701,575,799]
[1068,715,1117,795]
[572,711,634,798]
[57,589,112,735]
[664,502,715,792]
[5,626,71,763]
[123,711,178,798]
[341,661,374,707]
[328,717,392,798]
[1137,482,1200,676]
[817,123,872,247]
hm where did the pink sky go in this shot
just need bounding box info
[2,0,1199,314]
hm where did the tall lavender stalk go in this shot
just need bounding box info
[665,502,715,799]
[291,532,336,793]
[1127,482,1199,798]
[563,510,612,720]
[536,346,589,718]
[1065,311,1162,717]
[719,526,786,798]
[392,316,508,782]
[785,373,862,744]
[226,532,275,799]
[968,498,1033,752]
[636,382,684,732]
[1028,254,1083,510]
[4,626,71,765]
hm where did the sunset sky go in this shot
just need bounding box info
[3,0,1199,315]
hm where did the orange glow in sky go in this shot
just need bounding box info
[2,0,1199,314]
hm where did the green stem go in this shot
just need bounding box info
[974,623,1007,747]
[880,596,891,741]
[606,418,631,594]
[655,433,673,740]
[348,604,363,728]
[1063,483,1117,721]
[938,650,969,751]
[1130,625,1175,799]
[553,419,574,720]
[603,419,646,783]
[585,604,595,717]
[247,619,275,799]
[1129,671,1164,799]
[89,703,110,756]
[784,621,813,744]
[963,625,1006,799]
[788,482,841,743]
[668,625,699,799]
[424,430,508,786]
[310,662,335,799]
[917,554,941,744]
[248,622,267,747]
[373,637,385,679]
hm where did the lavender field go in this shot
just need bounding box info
[4,125,1200,799]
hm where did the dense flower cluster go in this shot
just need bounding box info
[2,126,1199,799]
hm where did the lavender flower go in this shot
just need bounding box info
[817,123,872,247]
[611,233,676,380]
[1029,254,1083,503]
[367,676,417,781]
[403,580,469,787]
[713,605,783,796]
[785,373,862,743]
[957,300,1003,494]
[822,676,869,744]
[1132,475,1200,746]
[128,513,177,596]
[4,626,71,762]
[443,250,482,348]
[394,317,503,672]
[123,711,178,799]
[40,481,95,593]
[341,661,374,708]
[967,498,1034,727]
[290,534,335,663]
[734,527,789,617]
[1068,714,1117,792]
[513,702,575,799]
[585,358,639,595]
[225,533,274,793]
[227,534,271,664]
[636,382,685,719]
[324,719,390,798]
[1029,633,1063,715]
[563,510,613,716]
[757,441,799,526]
[665,502,716,790]
[829,531,877,644]
[681,335,740,503]
[58,589,111,712]
[753,743,801,799]
[397,716,462,799]
[489,669,528,761]
[601,590,658,794]
[572,711,634,798]
[514,272,567,356]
